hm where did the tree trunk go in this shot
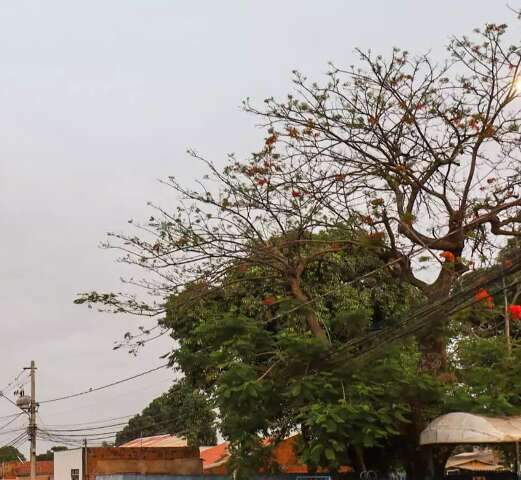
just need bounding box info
[289,276,327,340]
[405,448,433,480]
[403,439,449,480]
[418,319,448,374]
[419,283,454,374]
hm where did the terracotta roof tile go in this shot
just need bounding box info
[119,435,187,448]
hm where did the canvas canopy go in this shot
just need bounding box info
[420,412,521,445]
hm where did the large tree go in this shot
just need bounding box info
[77,18,521,480]
[115,378,217,447]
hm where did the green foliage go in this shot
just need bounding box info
[448,337,521,414]
[0,446,25,462]
[37,446,68,461]
[162,231,426,475]
[115,378,217,447]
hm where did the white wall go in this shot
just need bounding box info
[54,449,83,480]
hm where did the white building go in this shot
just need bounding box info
[53,449,83,480]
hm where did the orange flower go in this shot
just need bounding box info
[440,251,456,262]
[262,296,276,306]
[475,288,494,309]
[286,127,300,139]
[508,305,521,320]
[265,133,278,146]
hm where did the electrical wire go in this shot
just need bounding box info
[0,412,24,421]
[42,421,130,432]
[327,256,521,367]
[1,431,28,450]
[39,364,168,404]
[0,392,29,416]
[0,370,27,396]
[10,434,28,449]
[41,414,136,428]
[40,417,179,438]
[36,432,106,448]
[0,427,28,437]
[39,406,186,432]
[36,409,202,448]
[0,414,24,433]
[40,374,174,421]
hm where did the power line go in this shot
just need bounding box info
[0,427,28,437]
[10,434,28,449]
[40,417,179,438]
[1,431,28,450]
[39,406,184,432]
[0,392,29,417]
[40,374,173,419]
[0,412,24,421]
[42,414,136,428]
[0,370,27,396]
[36,431,107,448]
[0,414,24,433]
[36,408,204,447]
[327,255,521,367]
[42,421,129,432]
[39,364,168,404]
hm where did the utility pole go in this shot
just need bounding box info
[27,361,37,480]
[83,439,88,480]
[503,275,512,354]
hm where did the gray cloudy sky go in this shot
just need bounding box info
[0,0,516,454]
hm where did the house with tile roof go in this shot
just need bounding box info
[122,434,351,476]
[0,460,53,480]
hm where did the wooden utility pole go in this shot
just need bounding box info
[502,274,512,354]
[28,361,36,480]
[503,276,512,354]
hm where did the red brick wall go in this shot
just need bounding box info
[1,461,53,479]
[86,447,202,478]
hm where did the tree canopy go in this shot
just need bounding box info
[115,378,217,447]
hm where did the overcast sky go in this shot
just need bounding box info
[0,1,517,454]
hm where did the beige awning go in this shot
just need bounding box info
[446,450,505,471]
[420,412,521,445]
